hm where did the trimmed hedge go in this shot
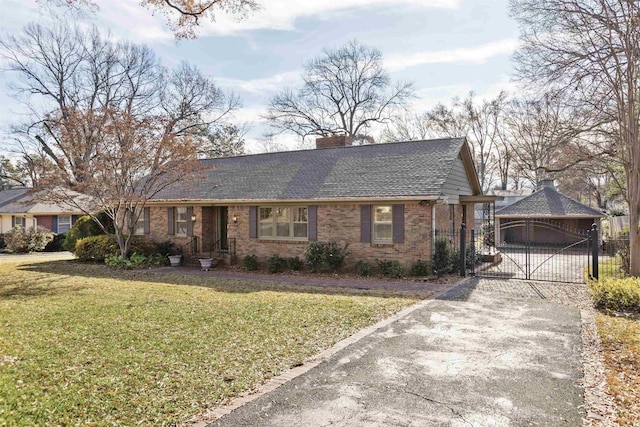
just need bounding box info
[75,235,119,262]
[589,277,640,312]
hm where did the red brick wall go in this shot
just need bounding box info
[148,201,473,269]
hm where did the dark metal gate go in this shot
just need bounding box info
[472,219,596,283]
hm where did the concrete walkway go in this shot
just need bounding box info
[208,278,585,427]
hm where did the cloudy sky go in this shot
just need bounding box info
[0,0,520,154]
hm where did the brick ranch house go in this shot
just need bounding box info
[141,136,492,267]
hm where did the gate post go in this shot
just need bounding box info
[591,223,599,280]
[460,223,466,277]
[470,228,476,276]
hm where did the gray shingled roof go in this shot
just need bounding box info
[152,138,469,201]
[0,188,29,209]
[496,186,604,217]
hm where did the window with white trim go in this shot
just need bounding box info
[175,207,187,236]
[259,206,308,240]
[57,215,71,233]
[14,216,25,228]
[372,205,392,243]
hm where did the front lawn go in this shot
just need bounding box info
[0,260,415,426]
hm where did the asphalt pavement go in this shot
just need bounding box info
[209,278,584,427]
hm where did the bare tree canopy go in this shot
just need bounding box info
[39,0,260,39]
[511,0,640,276]
[1,22,240,258]
[385,92,508,192]
[265,40,414,144]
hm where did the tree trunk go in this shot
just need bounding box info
[629,201,640,277]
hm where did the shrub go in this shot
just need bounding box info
[304,241,349,272]
[267,254,287,274]
[44,233,66,252]
[325,242,348,272]
[432,238,451,277]
[288,256,303,271]
[4,226,54,253]
[355,260,373,277]
[0,234,5,250]
[154,240,179,256]
[377,259,406,278]
[75,235,119,262]
[62,214,109,252]
[305,242,326,272]
[105,252,166,269]
[410,259,431,277]
[242,254,259,271]
[589,277,640,312]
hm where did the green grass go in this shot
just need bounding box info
[596,314,640,426]
[0,260,416,426]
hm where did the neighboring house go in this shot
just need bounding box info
[495,180,604,246]
[144,136,492,266]
[0,188,86,234]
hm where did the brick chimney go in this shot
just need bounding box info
[315,135,353,149]
[537,178,556,190]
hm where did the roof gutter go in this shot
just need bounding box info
[145,195,444,206]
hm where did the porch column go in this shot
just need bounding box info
[495,217,501,249]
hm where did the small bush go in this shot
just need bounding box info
[44,233,66,252]
[325,242,348,272]
[75,235,119,262]
[305,241,349,272]
[305,242,326,272]
[4,226,54,253]
[377,259,406,278]
[0,234,5,250]
[267,254,287,274]
[288,256,303,271]
[355,260,373,277]
[62,214,109,251]
[589,277,640,312]
[154,240,180,256]
[105,252,166,269]
[432,238,451,277]
[409,259,431,277]
[242,254,259,271]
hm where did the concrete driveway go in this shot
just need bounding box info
[209,279,584,427]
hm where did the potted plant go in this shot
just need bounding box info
[198,257,213,271]
[167,247,183,267]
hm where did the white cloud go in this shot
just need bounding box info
[385,38,519,72]
[218,71,301,95]
[200,0,461,35]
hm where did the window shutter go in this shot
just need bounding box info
[308,205,318,241]
[143,207,151,235]
[360,205,371,243]
[392,204,404,244]
[186,207,194,237]
[71,215,79,225]
[52,216,58,233]
[249,206,257,239]
[11,216,15,228]
[167,207,174,235]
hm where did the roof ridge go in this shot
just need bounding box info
[199,137,466,162]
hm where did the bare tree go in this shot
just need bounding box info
[1,22,240,258]
[265,40,414,145]
[396,92,508,192]
[511,0,640,275]
[39,0,259,39]
[198,123,248,158]
[382,112,431,142]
